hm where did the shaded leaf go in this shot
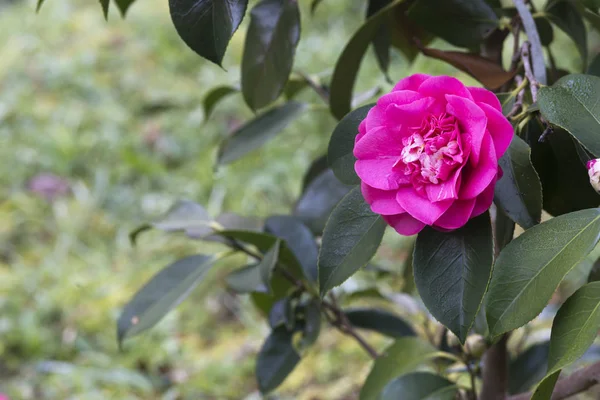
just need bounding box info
[538,74,600,157]
[514,0,547,84]
[310,0,324,15]
[218,101,307,164]
[419,47,516,90]
[535,16,554,46]
[225,263,266,293]
[115,0,136,16]
[546,0,587,64]
[407,0,497,48]
[99,0,109,18]
[299,300,321,348]
[588,255,600,282]
[359,337,437,400]
[256,326,301,394]
[117,255,216,344]
[486,208,600,337]
[301,154,328,192]
[169,0,248,66]
[203,85,238,120]
[496,92,516,116]
[367,0,393,78]
[318,187,387,296]
[509,342,550,394]
[414,212,493,343]
[268,297,294,330]
[380,372,457,400]
[345,308,415,338]
[494,136,543,229]
[294,169,353,235]
[494,206,516,253]
[241,0,301,110]
[259,240,281,293]
[328,104,373,185]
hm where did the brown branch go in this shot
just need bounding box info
[480,334,509,400]
[520,41,539,102]
[508,361,600,400]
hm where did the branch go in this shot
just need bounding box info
[480,334,509,400]
[508,361,600,400]
[521,41,539,102]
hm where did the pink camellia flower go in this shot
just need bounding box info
[354,74,514,235]
[587,159,600,193]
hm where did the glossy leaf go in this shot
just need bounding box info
[345,308,415,338]
[259,240,281,293]
[265,216,318,282]
[414,212,493,343]
[532,282,600,398]
[538,74,600,157]
[115,0,136,16]
[294,169,353,235]
[535,16,554,46]
[217,101,307,164]
[268,298,294,330]
[318,187,387,296]
[299,300,321,348]
[225,263,266,293]
[407,0,497,48]
[329,0,403,120]
[241,0,300,110]
[169,0,248,66]
[117,254,216,344]
[546,0,587,64]
[359,337,437,400]
[514,0,547,84]
[509,342,550,394]
[328,104,373,185]
[367,0,393,77]
[494,136,542,229]
[419,47,516,90]
[380,372,458,400]
[301,155,328,192]
[495,206,516,253]
[486,208,600,337]
[203,85,238,120]
[256,326,301,394]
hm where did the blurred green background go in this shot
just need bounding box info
[0,0,594,398]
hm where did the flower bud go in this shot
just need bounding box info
[587,159,600,193]
[464,334,487,358]
[446,331,460,348]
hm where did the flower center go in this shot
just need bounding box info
[396,113,463,186]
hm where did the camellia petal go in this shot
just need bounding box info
[392,73,431,91]
[479,102,514,159]
[396,187,453,225]
[361,182,405,215]
[468,86,502,112]
[354,126,404,159]
[471,177,497,218]
[446,95,488,165]
[418,75,474,103]
[383,213,426,235]
[355,158,410,190]
[434,198,477,230]
[459,135,498,199]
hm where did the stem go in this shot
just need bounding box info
[507,75,527,119]
[480,334,509,400]
[465,360,478,400]
[521,41,539,102]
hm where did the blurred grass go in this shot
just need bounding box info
[0,0,592,398]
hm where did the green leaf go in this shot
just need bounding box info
[225,263,266,293]
[256,326,301,394]
[203,85,238,120]
[310,0,324,15]
[328,104,373,185]
[546,0,587,65]
[117,254,216,344]
[496,92,516,116]
[514,0,547,84]
[495,206,516,252]
[380,372,457,400]
[301,154,328,192]
[538,74,600,157]
[588,255,600,282]
[508,342,550,394]
[359,337,437,400]
[318,187,387,296]
[241,0,300,110]
[367,0,393,78]
[414,212,493,343]
[587,52,600,77]
[100,0,109,19]
[532,282,600,399]
[486,208,600,337]
[169,0,248,66]
[345,308,415,338]
[294,169,353,235]
[265,216,318,282]
[115,0,136,16]
[407,0,497,48]
[217,101,307,164]
[259,240,281,293]
[268,298,294,330]
[329,0,404,120]
[299,300,321,348]
[494,136,543,229]
[535,16,554,47]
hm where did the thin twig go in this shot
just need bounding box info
[464,360,478,400]
[507,75,527,118]
[521,41,539,102]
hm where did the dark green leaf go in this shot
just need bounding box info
[328,104,373,185]
[318,187,387,296]
[414,212,493,343]
[100,0,109,19]
[310,0,324,15]
[225,263,266,293]
[265,216,318,282]
[494,136,542,229]
[294,169,353,235]
[367,0,393,78]
[115,0,136,16]
[359,337,437,400]
[218,101,307,164]
[588,255,600,282]
[251,291,276,316]
[546,0,587,64]
[535,16,554,46]
[241,0,300,110]
[329,0,403,120]
[496,92,516,116]
[203,85,238,120]
[509,342,550,394]
[268,297,294,330]
[256,326,301,394]
[259,240,281,293]
[531,371,560,400]
[301,155,328,192]
[486,208,600,337]
[514,0,547,84]
[117,254,216,344]
[538,74,600,157]
[532,282,600,398]
[345,308,415,338]
[495,206,515,252]
[299,300,321,348]
[352,87,381,108]
[36,0,45,12]
[407,0,497,48]
[380,372,458,400]
[169,0,248,66]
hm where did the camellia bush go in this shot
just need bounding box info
[37,0,600,398]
